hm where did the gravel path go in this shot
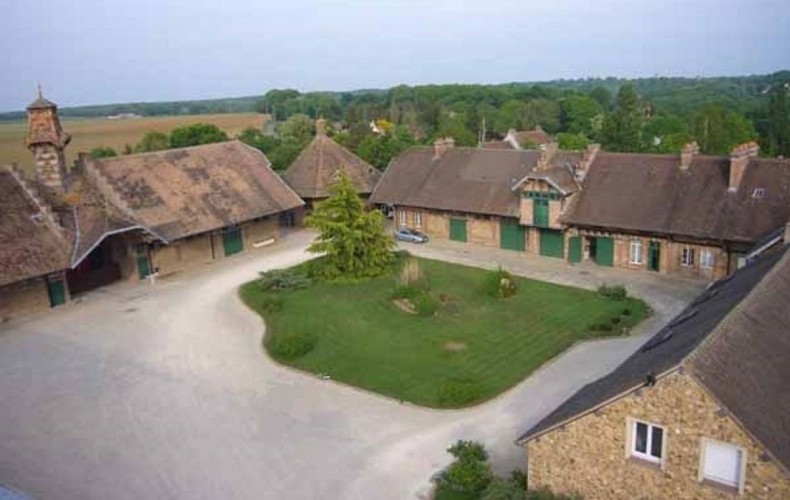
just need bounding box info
[0,231,705,499]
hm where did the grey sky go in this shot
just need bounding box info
[1,0,788,111]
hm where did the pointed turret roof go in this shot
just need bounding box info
[283,120,382,199]
[26,84,57,110]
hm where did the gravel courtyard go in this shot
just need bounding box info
[0,230,704,500]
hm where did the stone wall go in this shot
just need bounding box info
[243,217,279,251]
[526,372,790,499]
[468,217,500,248]
[0,279,53,322]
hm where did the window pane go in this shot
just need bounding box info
[635,422,648,453]
[651,426,663,458]
[704,441,741,487]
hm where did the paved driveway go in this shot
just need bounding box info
[0,231,704,499]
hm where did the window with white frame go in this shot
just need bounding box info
[414,211,422,229]
[398,209,407,227]
[681,247,696,267]
[700,249,715,269]
[630,420,665,464]
[700,439,745,493]
[630,239,643,264]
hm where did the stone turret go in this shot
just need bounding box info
[25,86,71,195]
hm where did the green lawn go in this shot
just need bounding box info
[239,257,647,408]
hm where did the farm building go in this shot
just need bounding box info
[282,118,381,211]
[516,239,790,499]
[0,92,303,321]
[370,138,790,280]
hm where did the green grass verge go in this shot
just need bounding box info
[239,257,647,408]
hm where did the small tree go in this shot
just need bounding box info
[89,146,117,158]
[134,131,169,153]
[438,440,494,494]
[169,123,228,148]
[306,171,395,280]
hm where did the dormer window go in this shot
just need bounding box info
[752,188,765,199]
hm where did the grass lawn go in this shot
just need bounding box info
[239,256,647,408]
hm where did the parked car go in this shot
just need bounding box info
[394,228,429,243]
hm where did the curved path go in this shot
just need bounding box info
[0,231,704,500]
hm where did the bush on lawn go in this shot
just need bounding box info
[597,284,627,301]
[257,268,311,291]
[484,268,518,299]
[589,322,614,332]
[268,331,316,359]
[437,440,493,495]
[482,476,527,500]
[257,295,284,314]
[438,379,486,406]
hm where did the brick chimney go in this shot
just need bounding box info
[25,86,71,197]
[433,137,455,159]
[574,143,600,181]
[680,141,698,170]
[315,118,327,136]
[728,141,759,192]
[538,142,559,170]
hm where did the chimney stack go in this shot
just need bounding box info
[680,141,698,170]
[728,141,759,192]
[315,118,327,136]
[433,137,455,159]
[538,142,559,170]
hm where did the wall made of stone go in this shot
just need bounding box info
[151,234,215,277]
[0,279,53,321]
[468,217,500,248]
[527,372,790,499]
[519,198,534,226]
[548,200,562,229]
[243,217,279,251]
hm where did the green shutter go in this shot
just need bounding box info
[500,219,526,251]
[568,236,582,263]
[223,227,244,256]
[533,199,549,227]
[595,237,614,267]
[539,229,564,258]
[47,277,66,307]
[449,218,467,242]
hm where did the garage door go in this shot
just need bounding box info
[449,218,467,243]
[595,237,614,267]
[47,277,66,307]
[500,220,525,251]
[539,229,564,258]
[222,227,244,256]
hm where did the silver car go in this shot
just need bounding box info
[394,228,429,243]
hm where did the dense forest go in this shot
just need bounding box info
[9,72,790,170]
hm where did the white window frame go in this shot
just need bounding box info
[629,239,643,264]
[398,209,407,227]
[626,418,666,467]
[681,247,696,267]
[698,438,747,495]
[700,248,715,270]
[414,210,422,229]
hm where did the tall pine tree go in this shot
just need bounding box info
[601,83,643,152]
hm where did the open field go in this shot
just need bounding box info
[0,113,264,171]
[240,256,647,408]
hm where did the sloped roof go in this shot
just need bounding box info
[370,147,538,217]
[26,96,57,110]
[283,133,381,199]
[518,243,790,469]
[0,169,70,286]
[88,141,304,241]
[564,153,790,244]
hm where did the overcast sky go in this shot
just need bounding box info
[1,0,788,112]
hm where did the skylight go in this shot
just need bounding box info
[752,188,766,199]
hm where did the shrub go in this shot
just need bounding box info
[482,477,526,500]
[438,380,486,407]
[622,307,632,316]
[597,284,627,301]
[415,293,440,317]
[589,322,614,332]
[510,469,528,491]
[484,268,518,299]
[257,268,311,291]
[258,295,284,314]
[611,316,621,325]
[268,331,316,359]
[438,440,493,494]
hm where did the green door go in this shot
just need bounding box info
[500,220,525,251]
[539,229,564,258]
[136,244,151,279]
[222,227,244,256]
[449,218,467,243]
[533,199,549,227]
[595,237,614,267]
[568,236,582,263]
[648,240,661,272]
[47,277,66,307]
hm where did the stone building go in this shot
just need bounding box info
[516,241,790,499]
[282,118,381,211]
[370,138,790,280]
[0,93,304,321]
